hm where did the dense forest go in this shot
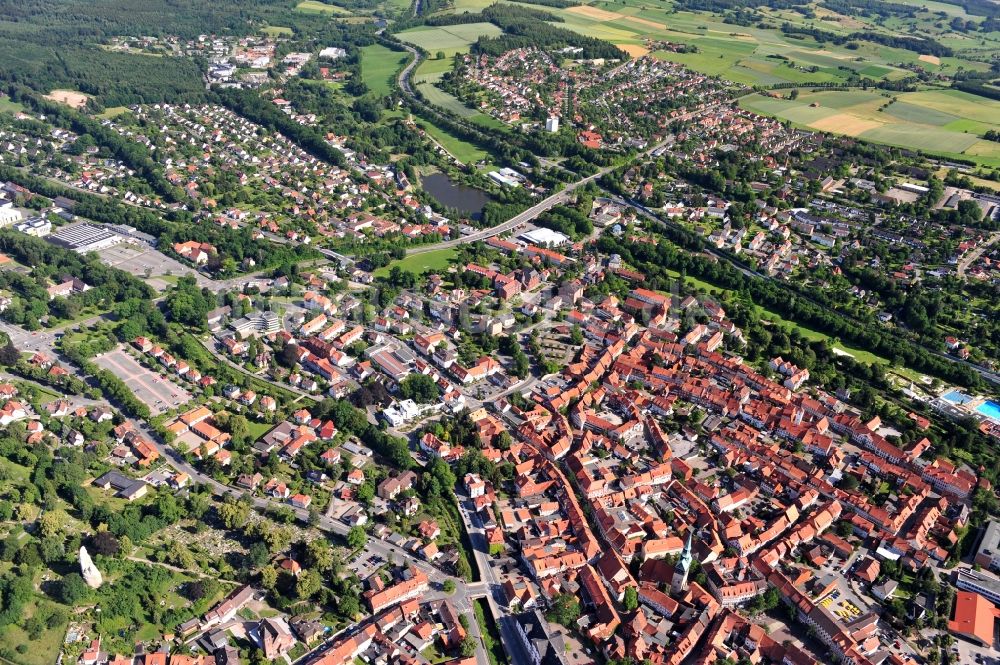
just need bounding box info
[0,0,333,106]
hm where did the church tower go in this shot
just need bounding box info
[671,531,693,594]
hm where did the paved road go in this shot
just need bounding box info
[399,95,721,256]
[957,230,1000,279]
[0,314,104,353]
[198,337,321,402]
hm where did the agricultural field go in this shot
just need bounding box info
[740,88,1000,166]
[395,22,503,58]
[360,44,409,97]
[414,0,1000,91]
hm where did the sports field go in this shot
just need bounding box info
[360,44,409,97]
[740,88,1000,166]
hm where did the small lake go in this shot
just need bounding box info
[420,172,491,219]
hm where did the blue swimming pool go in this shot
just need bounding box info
[942,390,973,405]
[976,401,1000,422]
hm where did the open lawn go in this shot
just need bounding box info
[246,420,273,441]
[360,44,408,97]
[740,88,1000,166]
[665,268,889,366]
[374,248,457,277]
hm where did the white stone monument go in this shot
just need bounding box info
[79,546,103,589]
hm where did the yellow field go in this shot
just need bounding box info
[918,54,942,65]
[566,5,624,21]
[809,114,884,135]
[623,16,667,30]
[617,44,650,57]
[963,140,1000,158]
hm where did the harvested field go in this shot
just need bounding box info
[566,5,624,21]
[623,16,667,30]
[918,54,941,65]
[617,43,650,57]
[809,114,883,136]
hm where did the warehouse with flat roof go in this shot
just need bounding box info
[47,223,122,253]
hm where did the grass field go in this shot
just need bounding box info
[360,44,409,97]
[261,25,293,36]
[416,76,504,129]
[417,117,491,164]
[2,597,67,665]
[665,267,890,366]
[0,95,24,114]
[295,0,353,13]
[395,22,503,58]
[96,106,129,119]
[247,420,274,441]
[374,248,458,277]
[740,88,1000,166]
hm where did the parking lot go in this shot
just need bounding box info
[96,244,211,292]
[94,346,192,415]
[348,545,386,580]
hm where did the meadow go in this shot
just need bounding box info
[740,88,1000,166]
[374,247,458,276]
[395,22,503,58]
[360,44,409,97]
[295,0,354,14]
[415,117,492,164]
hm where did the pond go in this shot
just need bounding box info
[420,172,492,219]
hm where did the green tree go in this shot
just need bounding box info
[296,570,322,599]
[347,526,367,550]
[623,585,638,612]
[56,573,90,605]
[399,374,440,403]
[546,593,580,628]
[461,634,478,657]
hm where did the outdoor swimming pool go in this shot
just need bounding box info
[976,401,1000,422]
[942,390,973,405]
